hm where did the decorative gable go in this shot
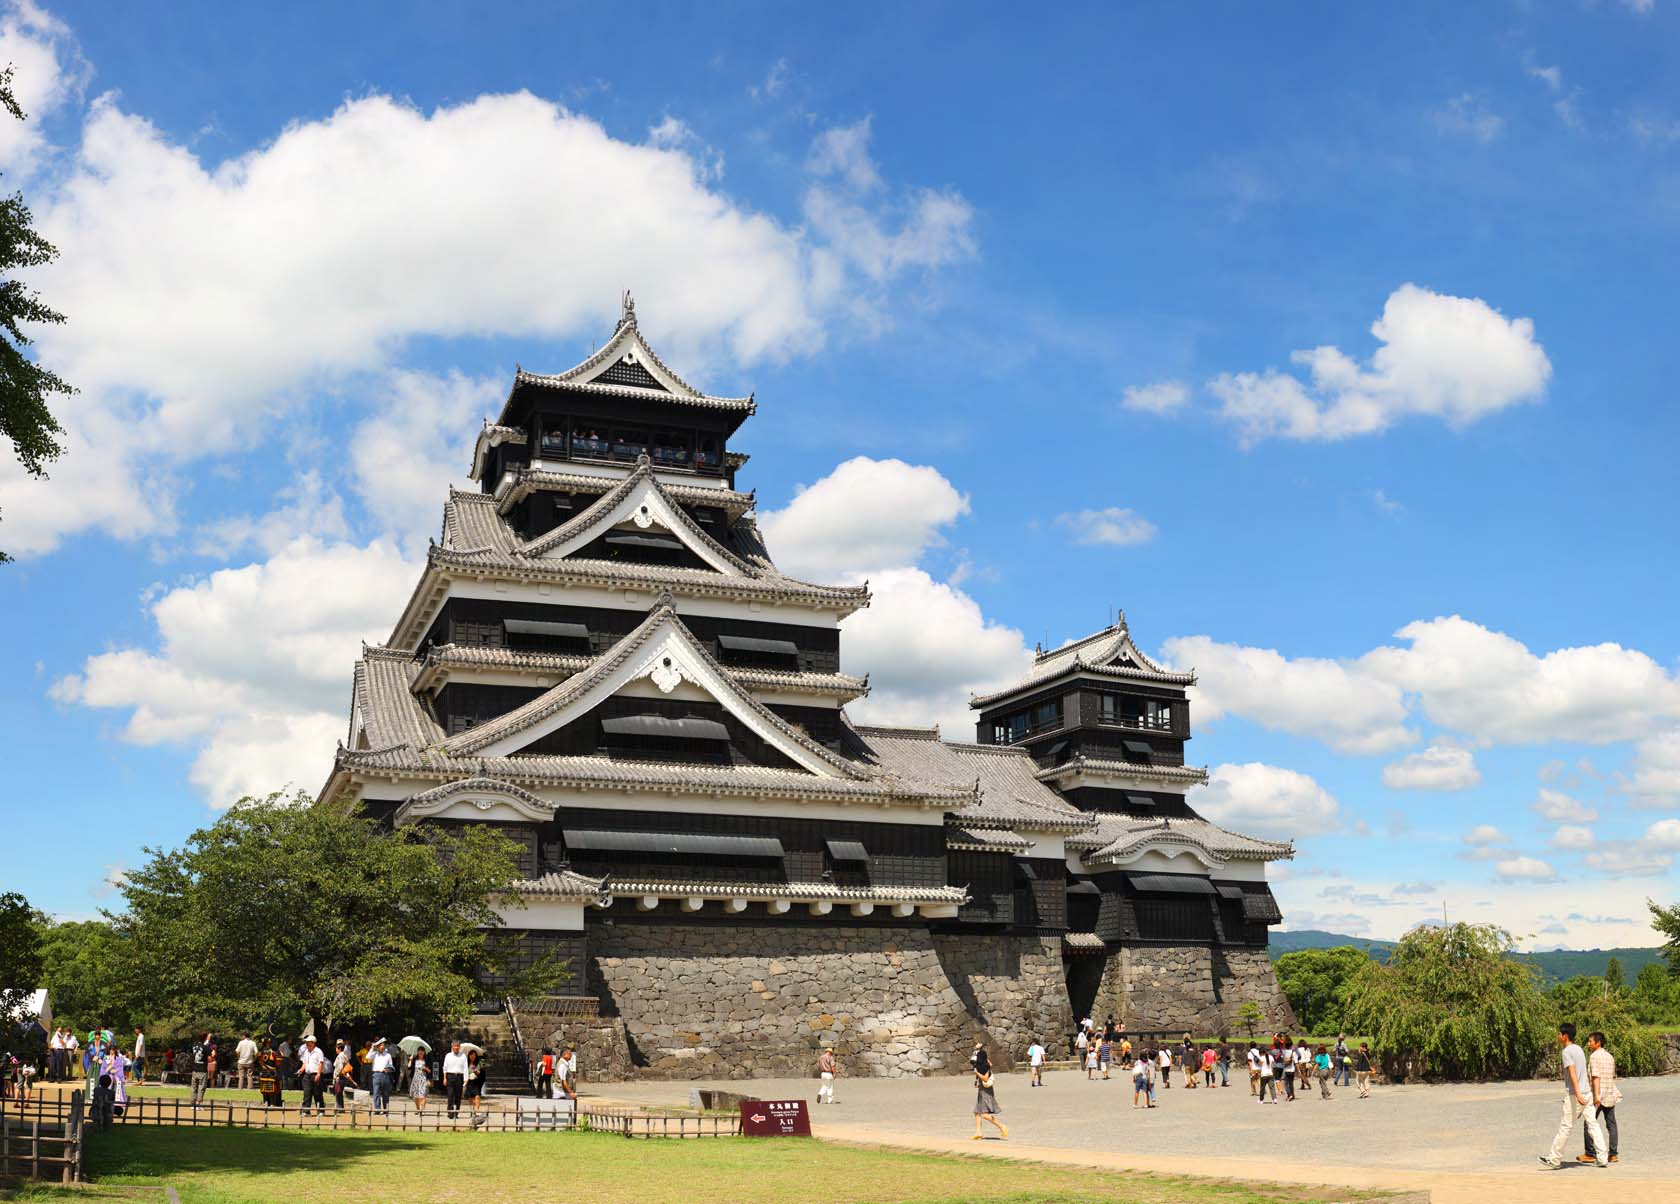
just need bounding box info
[519,464,751,575]
[592,353,666,392]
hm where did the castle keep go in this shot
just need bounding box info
[318,297,1296,1078]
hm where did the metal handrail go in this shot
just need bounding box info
[502,996,533,1091]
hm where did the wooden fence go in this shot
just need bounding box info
[3,1093,738,1141]
[0,1090,84,1183]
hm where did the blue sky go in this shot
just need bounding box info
[2,1,1677,946]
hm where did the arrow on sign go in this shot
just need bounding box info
[750,1113,767,1122]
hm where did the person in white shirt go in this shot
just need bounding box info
[132,1027,146,1083]
[552,1044,577,1102]
[1246,1044,1262,1096]
[1580,1031,1620,1165]
[1258,1048,1276,1103]
[1542,1023,1606,1169]
[48,1028,65,1083]
[297,1036,327,1115]
[1026,1037,1046,1088]
[369,1039,395,1114]
[1156,1045,1172,1091]
[235,1033,259,1091]
[441,1040,469,1118]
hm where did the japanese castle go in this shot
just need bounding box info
[319,295,1295,1077]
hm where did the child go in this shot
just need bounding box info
[1084,1042,1099,1080]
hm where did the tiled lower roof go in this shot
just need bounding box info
[600,879,969,904]
[1062,931,1107,951]
[510,870,608,900]
[1076,813,1293,865]
[1035,756,1210,787]
[946,826,1033,853]
[335,745,970,807]
[496,468,755,520]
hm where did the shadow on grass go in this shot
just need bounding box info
[85,1126,433,1180]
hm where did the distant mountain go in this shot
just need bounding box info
[1270,929,1665,985]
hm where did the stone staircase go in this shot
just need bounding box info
[463,1012,531,1097]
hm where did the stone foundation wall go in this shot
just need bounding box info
[586,921,1068,1079]
[533,1016,635,1082]
[1093,944,1296,1035]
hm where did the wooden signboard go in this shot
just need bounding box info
[739,1098,812,1137]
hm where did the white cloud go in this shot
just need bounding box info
[0,0,83,173]
[1432,94,1505,143]
[1382,744,1480,791]
[9,72,975,557]
[1054,507,1157,547]
[760,456,1032,737]
[1621,0,1653,16]
[1393,881,1438,895]
[1372,489,1403,515]
[1525,59,1563,92]
[1120,380,1190,415]
[758,456,970,581]
[1191,762,1339,841]
[807,116,882,193]
[52,536,419,804]
[1532,787,1598,823]
[1645,818,1680,850]
[193,471,349,559]
[1584,849,1673,877]
[1554,91,1586,132]
[347,370,502,550]
[749,57,790,101]
[1464,824,1508,845]
[1161,635,1414,755]
[1624,730,1680,807]
[1495,856,1558,882]
[1359,615,1680,746]
[1550,825,1595,850]
[1207,284,1551,444]
[841,567,1032,737]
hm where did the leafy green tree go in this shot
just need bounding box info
[1604,955,1624,990]
[35,918,137,1032]
[1342,922,1553,1082]
[0,66,74,563]
[0,890,43,1023]
[1651,898,1680,976]
[1630,962,1680,1025]
[1548,973,1614,1018]
[109,791,560,1041]
[1274,945,1369,1034]
[1554,988,1665,1077]
[1235,1000,1264,1040]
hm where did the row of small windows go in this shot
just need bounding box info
[1097,694,1175,732]
[991,698,1063,744]
[536,419,723,471]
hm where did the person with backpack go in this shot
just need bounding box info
[535,1048,555,1098]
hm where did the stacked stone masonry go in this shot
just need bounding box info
[1092,944,1297,1035]
[583,921,1072,1079]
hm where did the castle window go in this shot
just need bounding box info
[651,430,692,468]
[571,425,610,457]
[539,425,567,456]
[611,427,650,460]
[1121,739,1153,765]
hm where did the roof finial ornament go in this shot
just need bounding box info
[655,589,675,611]
[620,289,636,327]
[1115,607,1127,632]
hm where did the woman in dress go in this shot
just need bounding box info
[103,1047,130,1114]
[970,1044,1007,1140]
[408,1053,430,1112]
[462,1049,484,1112]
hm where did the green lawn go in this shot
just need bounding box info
[2,1126,1401,1204]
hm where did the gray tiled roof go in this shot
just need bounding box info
[600,879,968,904]
[356,647,444,750]
[1075,812,1293,865]
[411,642,868,700]
[511,869,608,900]
[970,617,1195,707]
[849,725,1095,834]
[1035,756,1210,787]
[496,468,754,519]
[469,422,528,478]
[946,826,1033,853]
[1062,931,1106,951]
[429,490,869,613]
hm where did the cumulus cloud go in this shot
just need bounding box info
[1551,825,1595,850]
[1495,856,1558,882]
[1393,881,1438,895]
[1382,744,1480,791]
[1191,762,1338,841]
[8,68,976,557]
[1645,818,1680,850]
[0,1,84,173]
[1624,731,1680,807]
[1054,507,1157,547]
[758,457,970,581]
[1584,849,1673,876]
[1120,380,1190,415]
[1532,788,1598,823]
[52,536,419,804]
[1464,824,1508,845]
[1432,94,1504,142]
[1162,635,1413,755]
[1207,284,1551,443]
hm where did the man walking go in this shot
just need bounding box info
[817,1046,838,1103]
[1247,1042,1261,1096]
[442,1040,468,1118]
[553,1045,577,1101]
[369,1038,394,1114]
[1257,1045,1276,1103]
[132,1026,146,1083]
[298,1035,326,1116]
[1333,1034,1351,1088]
[1579,1031,1620,1166]
[1541,1023,1606,1169]
[189,1032,210,1107]
[48,1028,64,1082]
[235,1032,259,1091]
[1026,1036,1046,1087]
[1353,1042,1374,1098]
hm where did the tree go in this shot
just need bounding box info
[35,918,136,1031]
[0,66,74,563]
[109,792,561,1041]
[0,890,43,1024]
[1273,945,1369,1034]
[1604,955,1624,990]
[1554,986,1665,1077]
[1342,922,1553,1082]
[1650,898,1680,976]
[1235,1000,1265,1040]
[1630,962,1680,1025]
[1548,974,1614,1018]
